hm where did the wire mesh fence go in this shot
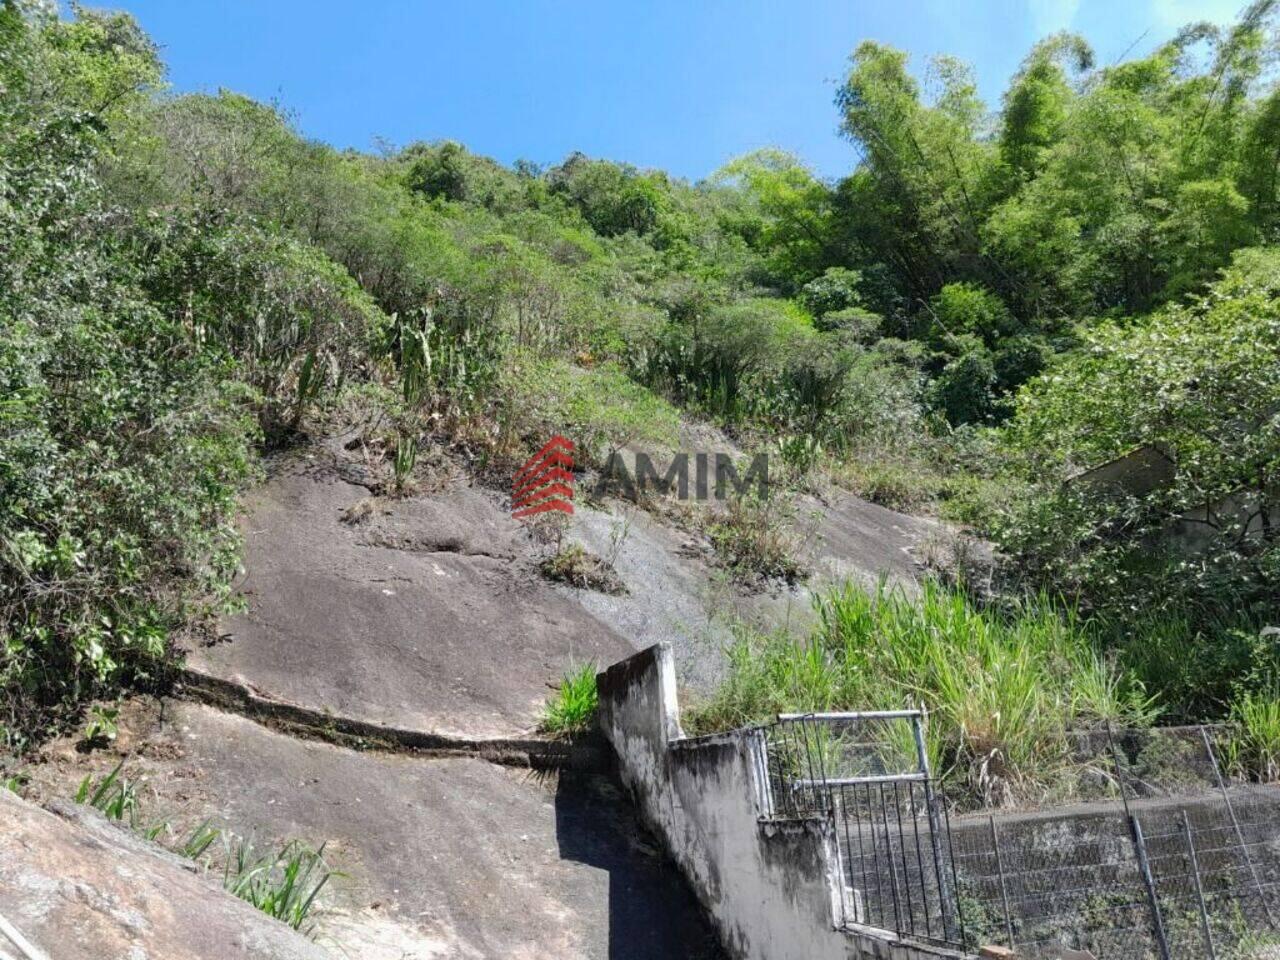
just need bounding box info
[947,725,1280,959]
[760,717,1280,959]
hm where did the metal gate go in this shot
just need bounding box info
[759,710,969,951]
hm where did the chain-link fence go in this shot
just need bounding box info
[948,726,1280,959]
[761,718,1280,958]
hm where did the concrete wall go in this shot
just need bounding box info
[597,644,968,960]
[949,788,1280,953]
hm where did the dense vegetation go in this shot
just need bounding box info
[2,0,1278,773]
[690,582,1158,805]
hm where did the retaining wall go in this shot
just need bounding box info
[597,643,969,960]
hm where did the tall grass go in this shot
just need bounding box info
[540,663,599,736]
[1227,690,1280,782]
[688,581,1156,804]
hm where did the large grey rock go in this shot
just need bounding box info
[0,788,332,960]
[187,452,632,739]
[16,700,722,960]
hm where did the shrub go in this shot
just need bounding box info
[929,344,999,425]
[497,353,680,465]
[799,266,863,318]
[141,216,390,439]
[0,7,256,750]
[1000,248,1280,617]
[931,282,1016,345]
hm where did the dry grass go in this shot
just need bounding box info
[540,543,625,595]
[706,494,808,586]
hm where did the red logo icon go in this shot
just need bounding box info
[512,436,575,519]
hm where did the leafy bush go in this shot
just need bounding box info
[1000,249,1280,616]
[497,353,680,465]
[140,216,390,438]
[799,266,864,318]
[931,283,1016,345]
[0,6,255,750]
[928,344,999,425]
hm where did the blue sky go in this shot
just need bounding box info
[99,0,1243,182]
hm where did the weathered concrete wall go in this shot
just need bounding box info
[950,787,1280,949]
[597,644,968,960]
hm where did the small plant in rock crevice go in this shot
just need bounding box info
[221,834,335,932]
[540,543,626,595]
[75,760,144,826]
[391,432,418,494]
[540,663,599,736]
[705,493,808,586]
[69,762,334,931]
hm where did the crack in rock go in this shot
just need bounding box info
[359,532,516,561]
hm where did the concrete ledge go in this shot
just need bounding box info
[176,666,609,770]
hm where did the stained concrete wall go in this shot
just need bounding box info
[597,644,968,960]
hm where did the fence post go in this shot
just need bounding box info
[1200,724,1277,929]
[1106,723,1171,960]
[1182,809,1217,960]
[914,709,961,945]
[988,815,1016,949]
[1132,815,1172,960]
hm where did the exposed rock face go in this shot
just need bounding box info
[187,452,633,739]
[12,433,949,960]
[15,701,723,960]
[188,437,946,735]
[0,788,332,960]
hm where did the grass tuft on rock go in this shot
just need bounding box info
[706,494,808,586]
[540,543,626,595]
[540,663,599,737]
